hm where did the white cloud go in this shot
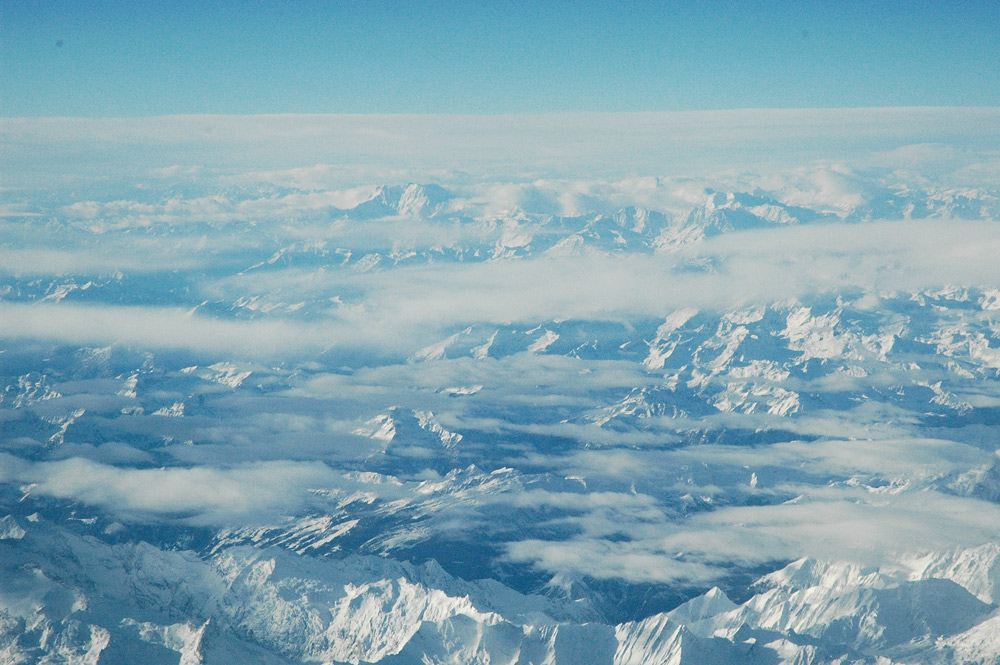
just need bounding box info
[288,219,1000,352]
[16,457,395,526]
[0,248,200,276]
[672,486,1000,567]
[501,433,1000,584]
[505,479,1000,585]
[7,109,1000,188]
[0,302,341,358]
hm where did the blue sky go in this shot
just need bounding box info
[3,0,999,116]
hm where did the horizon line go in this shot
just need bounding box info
[5,105,1000,122]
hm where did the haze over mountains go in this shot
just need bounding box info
[3,109,1000,663]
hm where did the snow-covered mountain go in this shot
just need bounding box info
[5,514,1000,664]
[4,112,1000,663]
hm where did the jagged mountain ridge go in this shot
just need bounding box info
[4,514,1000,664]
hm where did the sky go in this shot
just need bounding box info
[3,0,999,116]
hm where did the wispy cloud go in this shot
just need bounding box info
[19,457,342,525]
[0,248,201,276]
[505,439,1000,584]
[0,302,340,358]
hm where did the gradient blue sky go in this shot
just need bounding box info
[3,0,999,116]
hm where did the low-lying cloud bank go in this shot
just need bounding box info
[341,218,1000,329]
[3,218,997,358]
[15,455,342,526]
[0,302,339,358]
[6,108,1000,186]
[504,439,1000,584]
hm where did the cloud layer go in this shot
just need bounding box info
[6,108,1000,187]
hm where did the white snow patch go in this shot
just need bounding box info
[528,330,559,353]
